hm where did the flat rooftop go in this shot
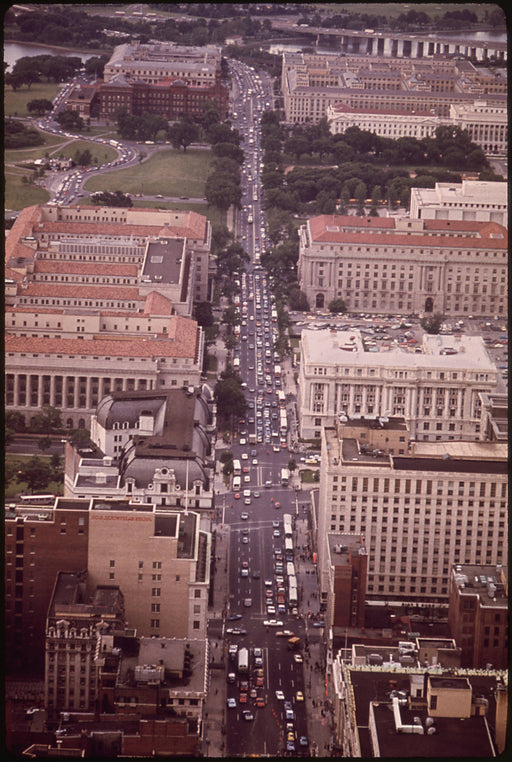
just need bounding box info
[347,667,498,758]
[116,636,207,695]
[327,532,368,565]
[301,329,496,371]
[452,563,508,608]
[142,238,185,284]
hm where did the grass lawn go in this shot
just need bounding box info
[299,468,318,484]
[4,81,61,117]
[5,172,50,211]
[83,147,212,198]
[47,139,117,165]
[5,132,117,168]
[5,453,63,500]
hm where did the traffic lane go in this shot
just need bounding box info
[7,437,66,456]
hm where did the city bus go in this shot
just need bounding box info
[277,390,286,408]
[238,647,249,673]
[283,514,293,537]
[233,459,241,475]
[284,537,293,557]
[286,562,296,579]
[288,577,298,607]
[280,467,289,486]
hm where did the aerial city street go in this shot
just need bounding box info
[4,3,508,758]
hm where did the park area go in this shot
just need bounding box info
[83,146,213,199]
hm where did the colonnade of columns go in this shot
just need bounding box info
[6,372,155,416]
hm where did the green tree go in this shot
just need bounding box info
[212,142,244,164]
[288,458,297,472]
[16,456,52,493]
[288,288,309,311]
[27,98,54,115]
[38,436,53,452]
[167,119,200,151]
[328,297,347,314]
[222,460,234,477]
[5,411,26,432]
[421,312,444,334]
[214,377,247,421]
[56,109,84,131]
[31,405,62,434]
[354,180,367,215]
[50,452,62,476]
[194,301,214,327]
[205,174,241,210]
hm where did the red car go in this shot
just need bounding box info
[239,692,248,704]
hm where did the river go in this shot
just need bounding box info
[4,41,99,70]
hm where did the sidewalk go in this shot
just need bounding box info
[294,515,335,756]
[202,521,230,756]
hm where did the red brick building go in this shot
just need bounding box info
[99,73,227,121]
[5,498,89,677]
[448,563,508,669]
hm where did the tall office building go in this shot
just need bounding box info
[5,497,211,677]
[317,419,508,606]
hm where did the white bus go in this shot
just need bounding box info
[233,459,241,475]
[238,647,249,673]
[280,468,289,486]
[288,578,298,607]
[283,514,293,537]
[286,562,296,578]
[284,537,293,555]
[233,476,241,491]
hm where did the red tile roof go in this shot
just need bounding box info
[143,291,175,316]
[18,283,142,299]
[5,315,198,359]
[307,215,507,249]
[33,260,139,276]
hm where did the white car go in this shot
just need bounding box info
[275,690,285,700]
[227,698,237,708]
[263,619,283,627]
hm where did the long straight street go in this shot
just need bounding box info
[200,59,333,757]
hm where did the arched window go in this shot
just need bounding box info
[316,293,325,309]
[424,297,434,313]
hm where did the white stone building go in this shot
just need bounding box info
[450,99,508,155]
[409,180,508,226]
[297,214,508,316]
[298,328,498,441]
[327,102,441,140]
